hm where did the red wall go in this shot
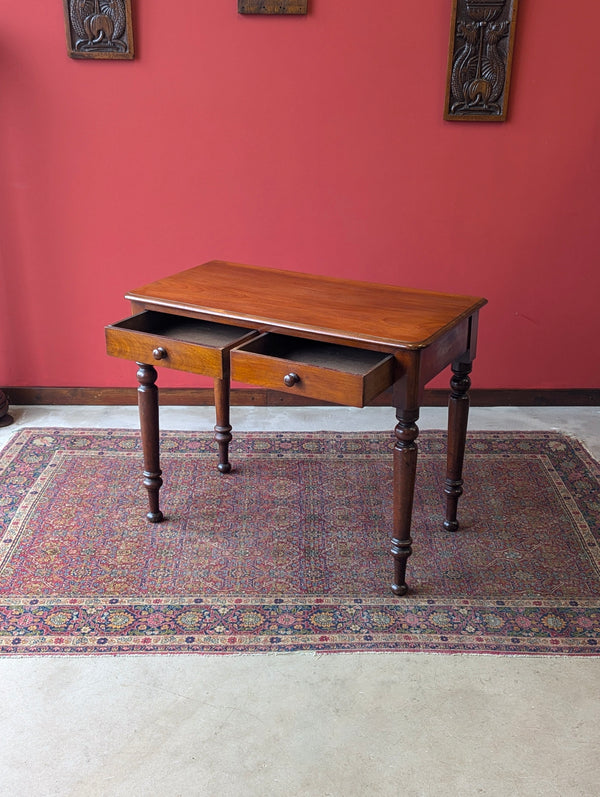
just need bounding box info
[1,2,599,391]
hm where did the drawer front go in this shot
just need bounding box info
[106,312,257,378]
[231,333,395,407]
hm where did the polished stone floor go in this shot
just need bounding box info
[1,405,599,796]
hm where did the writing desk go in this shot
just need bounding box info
[106,260,487,595]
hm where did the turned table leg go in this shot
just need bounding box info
[136,363,163,523]
[214,376,232,474]
[444,360,472,532]
[391,408,419,595]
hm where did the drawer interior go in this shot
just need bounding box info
[236,333,391,375]
[113,311,254,348]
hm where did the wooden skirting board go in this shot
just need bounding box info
[4,387,599,407]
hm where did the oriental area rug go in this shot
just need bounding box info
[1,428,599,657]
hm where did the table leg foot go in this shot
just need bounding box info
[444,360,472,532]
[391,576,410,597]
[214,376,232,474]
[137,363,164,523]
[146,509,164,523]
[391,409,419,596]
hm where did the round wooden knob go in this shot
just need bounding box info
[283,372,300,387]
[152,347,167,360]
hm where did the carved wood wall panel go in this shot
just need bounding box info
[63,0,134,60]
[238,1,308,14]
[445,0,518,122]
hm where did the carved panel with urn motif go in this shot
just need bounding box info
[63,0,134,60]
[445,0,518,121]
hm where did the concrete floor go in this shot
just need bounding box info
[0,405,599,797]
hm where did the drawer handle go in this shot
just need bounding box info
[152,347,167,360]
[283,372,300,387]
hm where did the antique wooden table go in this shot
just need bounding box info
[106,260,487,595]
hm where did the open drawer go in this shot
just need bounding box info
[231,333,396,407]
[106,311,257,378]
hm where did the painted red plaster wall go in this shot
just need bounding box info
[1,1,598,391]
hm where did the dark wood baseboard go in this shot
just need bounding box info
[5,387,600,407]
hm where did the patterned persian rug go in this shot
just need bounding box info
[0,428,599,656]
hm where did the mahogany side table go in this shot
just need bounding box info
[106,260,487,595]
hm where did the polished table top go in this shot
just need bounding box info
[126,260,487,351]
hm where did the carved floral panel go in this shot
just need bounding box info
[445,0,518,121]
[238,1,308,14]
[63,0,134,60]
